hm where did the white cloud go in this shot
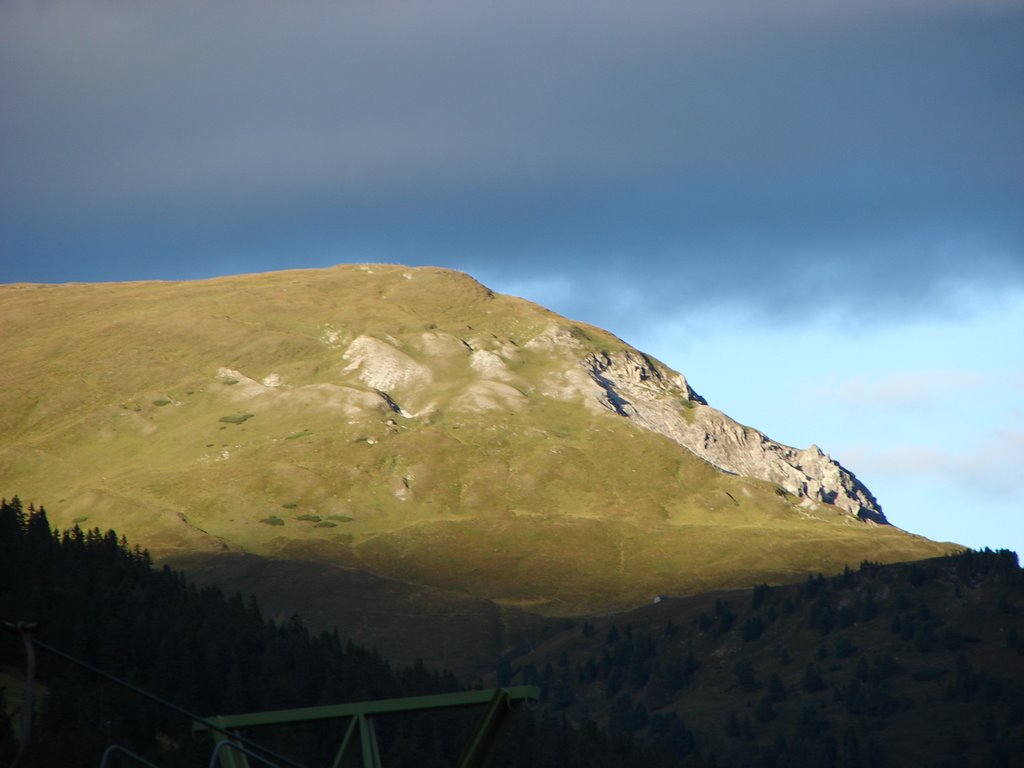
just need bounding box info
[814,369,985,410]
[841,425,1024,496]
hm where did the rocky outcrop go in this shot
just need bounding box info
[584,351,886,523]
[341,335,433,392]
[326,326,885,523]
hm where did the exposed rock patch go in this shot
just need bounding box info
[216,367,269,399]
[525,325,583,351]
[341,336,433,392]
[537,367,609,414]
[584,351,886,523]
[469,350,510,380]
[416,331,467,357]
[452,380,527,413]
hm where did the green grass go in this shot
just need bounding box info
[0,263,959,621]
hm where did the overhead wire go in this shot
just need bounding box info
[3,623,308,768]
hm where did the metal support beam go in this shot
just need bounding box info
[207,724,252,768]
[456,687,515,768]
[333,714,361,768]
[196,687,538,729]
[196,686,539,768]
[357,715,381,768]
[207,737,286,768]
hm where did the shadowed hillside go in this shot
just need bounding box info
[3,501,1017,767]
[490,550,1024,766]
[0,498,684,768]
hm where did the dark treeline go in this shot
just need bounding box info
[500,550,1024,767]
[0,497,692,767]
[9,494,1020,767]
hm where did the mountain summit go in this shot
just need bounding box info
[0,265,953,620]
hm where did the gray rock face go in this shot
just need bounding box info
[584,351,886,524]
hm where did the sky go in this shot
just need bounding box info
[2,0,1022,556]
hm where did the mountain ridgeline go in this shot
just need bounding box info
[0,265,956,666]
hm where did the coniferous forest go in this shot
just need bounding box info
[2,495,1024,767]
[0,497,687,767]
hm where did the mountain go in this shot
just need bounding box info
[0,264,956,664]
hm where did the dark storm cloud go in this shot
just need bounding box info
[1,0,1021,322]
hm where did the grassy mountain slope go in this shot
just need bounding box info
[1,265,955,630]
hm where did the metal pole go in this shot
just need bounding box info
[1,620,38,768]
[99,744,162,768]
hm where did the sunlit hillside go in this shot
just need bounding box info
[1,265,956,651]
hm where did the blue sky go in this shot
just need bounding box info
[2,0,1022,555]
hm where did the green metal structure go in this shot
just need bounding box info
[194,685,541,768]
